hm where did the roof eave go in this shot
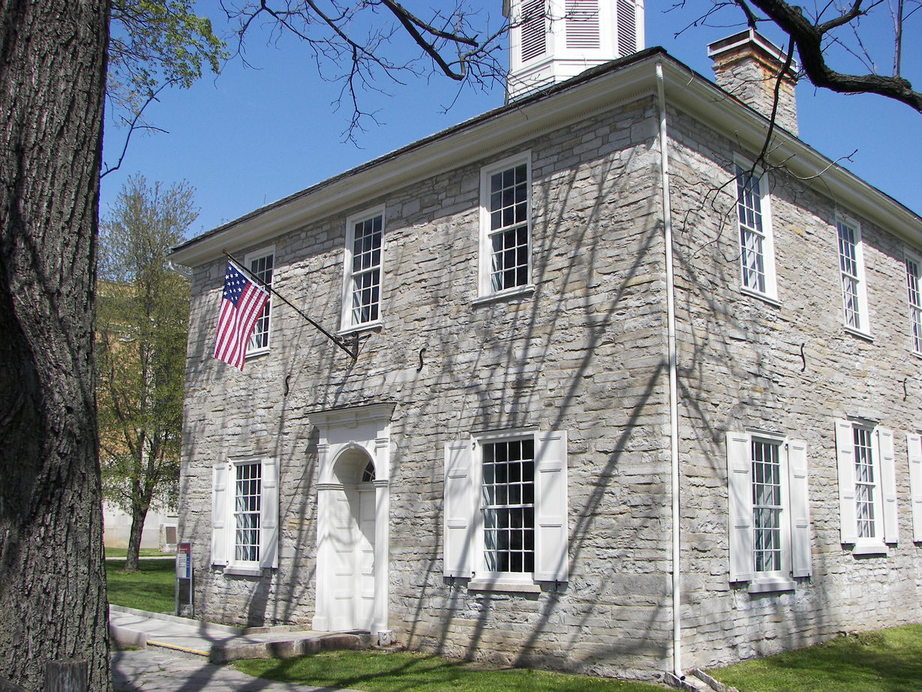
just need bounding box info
[169,50,665,267]
[171,50,922,267]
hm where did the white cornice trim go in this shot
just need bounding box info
[656,58,922,246]
[170,57,658,267]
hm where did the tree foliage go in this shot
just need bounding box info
[105,1,228,175]
[98,175,193,571]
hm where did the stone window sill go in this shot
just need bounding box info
[472,285,535,307]
[850,542,889,556]
[467,578,541,594]
[740,286,781,308]
[747,577,795,594]
[223,565,263,577]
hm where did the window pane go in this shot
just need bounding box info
[349,216,383,326]
[481,438,535,574]
[906,259,922,353]
[837,221,862,329]
[487,163,529,292]
[751,439,782,573]
[234,462,262,563]
[853,426,877,538]
[248,253,273,351]
[736,167,767,293]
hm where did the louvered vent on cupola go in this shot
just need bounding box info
[616,0,637,55]
[504,0,645,102]
[565,0,601,50]
[520,0,547,61]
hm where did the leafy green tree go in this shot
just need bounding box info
[98,176,193,573]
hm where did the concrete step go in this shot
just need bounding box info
[109,605,371,664]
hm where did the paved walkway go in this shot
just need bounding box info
[111,648,343,691]
[109,606,366,691]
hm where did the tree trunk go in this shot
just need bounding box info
[0,2,112,691]
[124,500,149,573]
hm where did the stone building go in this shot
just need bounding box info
[171,1,922,682]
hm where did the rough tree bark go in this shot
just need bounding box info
[0,2,112,690]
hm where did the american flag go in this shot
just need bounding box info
[213,262,270,370]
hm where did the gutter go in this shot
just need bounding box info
[656,60,683,679]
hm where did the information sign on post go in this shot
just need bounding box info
[176,542,192,579]
[175,542,193,616]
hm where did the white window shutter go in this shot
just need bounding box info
[535,430,568,582]
[835,419,858,544]
[260,457,279,569]
[727,431,753,582]
[907,433,922,542]
[787,439,812,578]
[444,440,474,578]
[877,428,898,544]
[211,464,229,566]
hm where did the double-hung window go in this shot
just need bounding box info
[245,248,274,353]
[727,431,810,591]
[234,461,262,563]
[342,209,384,330]
[836,218,870,334]
[834,420,898,553]
[735,163,777,300]
[211,457,279,573]
[482,438,536,574]
[905,255,922,354]
[480,155,531,297]
[444,429,567,588]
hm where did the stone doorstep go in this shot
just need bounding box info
[108,604,245,636]
[108,604,309,635]
[208,632,373,664]
[107,604,373,665]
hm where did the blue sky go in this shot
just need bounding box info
[99,2,922,237]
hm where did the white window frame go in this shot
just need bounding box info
[734,159,778,302]
[244,247,274,355]
[478,153,533,299]
[474,431,538,584]
[835,215,871,336]
[835,420,897,554]
[211,456,279,575]
[727,431,810,592]
[904,252,922,355]
[443,428,567,591]
[340,207,385,332]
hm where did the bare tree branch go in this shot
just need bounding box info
[746,0,922,111]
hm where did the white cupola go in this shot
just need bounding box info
[503,0,645,102]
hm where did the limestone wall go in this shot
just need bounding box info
[178,95,679,679]
[665,104,922,669]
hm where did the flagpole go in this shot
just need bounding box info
[223,250,358,361]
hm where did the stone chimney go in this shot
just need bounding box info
[708,29,799,135]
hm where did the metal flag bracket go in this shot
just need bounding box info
[223,250,359,361]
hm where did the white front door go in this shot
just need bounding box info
[328,484,376,631]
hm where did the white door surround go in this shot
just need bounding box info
[310,403,395,636]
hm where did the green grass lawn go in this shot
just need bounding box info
[235,650,664,691]
[104,547,174,558]
[105,557,175,613]
[708,624,922,692]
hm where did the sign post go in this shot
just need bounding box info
[175,542,193,617]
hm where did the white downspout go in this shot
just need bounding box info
[656,60,683,679]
